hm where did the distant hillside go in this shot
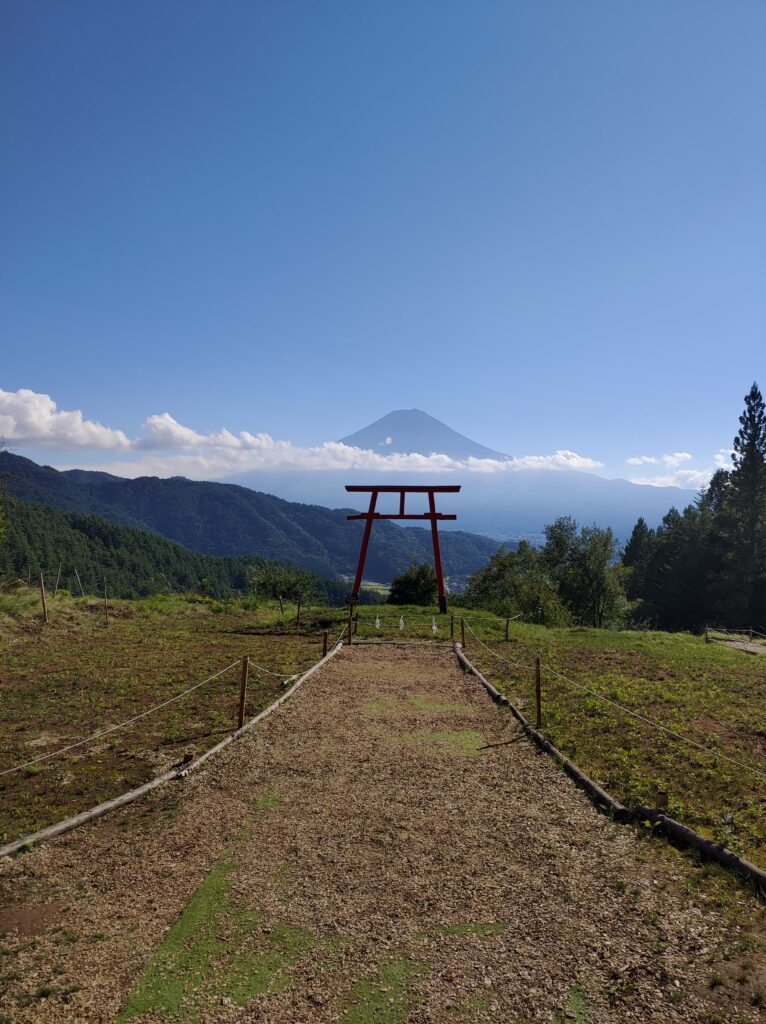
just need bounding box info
[1,500,253,598]
[0,501,388,603]
[339,408,510,461]
[0,453,500,582]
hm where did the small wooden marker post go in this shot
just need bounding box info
[450,613,454,639]
[103,578,109,625]
[322,630,328,657]
[460,617,466,648]
[238,655,249,729]
[296,601,301,627]
[39,572,49,624]
[534,655,542,730]
[347,603,353,646]
[53,563,62,598]
[74,568,85,597]
[504,617,510,642]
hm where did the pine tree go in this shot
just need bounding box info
[723,383,766,626]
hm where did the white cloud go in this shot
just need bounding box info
[626,455,659,466]
[4,389,604,481]
[662,451,693,467]
[76,437,604,481]
[628,468,712,489]
[0,388,130,449]
[714,448,734,468]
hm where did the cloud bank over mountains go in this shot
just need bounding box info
[0,387,715,489]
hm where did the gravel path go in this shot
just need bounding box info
[0,644,753,1022]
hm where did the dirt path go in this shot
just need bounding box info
[0,645,759,1022]
[714,638,766,656]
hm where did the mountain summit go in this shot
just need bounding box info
[339,409,510,462]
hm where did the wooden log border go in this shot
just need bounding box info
[0,642,345,859]
[454,642,766,896]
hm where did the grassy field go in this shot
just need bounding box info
[3,594,766,875]
[0,593,333,844]
[454,613,766,870]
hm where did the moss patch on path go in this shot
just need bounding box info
[339,957,430,1024]
[364,694,470,717]
[402,730,485,758]
[119,855,315,1021]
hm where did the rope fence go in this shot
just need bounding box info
[1,641,328,783]
[459,616,766,783]
[0,660,241,779]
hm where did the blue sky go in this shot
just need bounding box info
[1,0,764,488]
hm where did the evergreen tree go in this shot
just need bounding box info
[387,561,437,605]
[724,382,766,625]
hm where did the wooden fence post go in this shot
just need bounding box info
[53,563,62,598]
[504,617,509,642]
[450,613,454,639]
[74,568,85,597]
[103,578,109,625]
[296,601,301,627]
[238,655,249,729]
[322,630,328,657]
[39,572,49,624]
[347,603,353,646]
[460,617,466,648]
[535,656,542,730]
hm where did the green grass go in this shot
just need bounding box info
[553,985,591,1024]
[0,594,325,843]
[459,615,766,867]
[364,694,468,717]
[120,843,315,1019]
[401,729,485,758]
[339,957,430,1024]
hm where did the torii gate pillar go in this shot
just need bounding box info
[345,485,461,613]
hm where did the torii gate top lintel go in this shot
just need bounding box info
[345,484,461,613]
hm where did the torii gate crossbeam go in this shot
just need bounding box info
[346,485,461,614]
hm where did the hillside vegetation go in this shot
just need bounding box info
[0,452,499,581]
[458,614,766,868]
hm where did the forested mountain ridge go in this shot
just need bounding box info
[0,452,500,582]
[0,499,253,598]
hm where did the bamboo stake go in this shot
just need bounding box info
[535,656,542,730]
[238,655,249,729]
[39,572,49,624]
[53,563,62,598]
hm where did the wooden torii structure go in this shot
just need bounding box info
[346,484,460,614]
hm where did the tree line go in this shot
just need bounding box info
[0,498,383,606]
[462,384,766,633]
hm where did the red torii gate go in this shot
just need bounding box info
[346,484,460,614]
